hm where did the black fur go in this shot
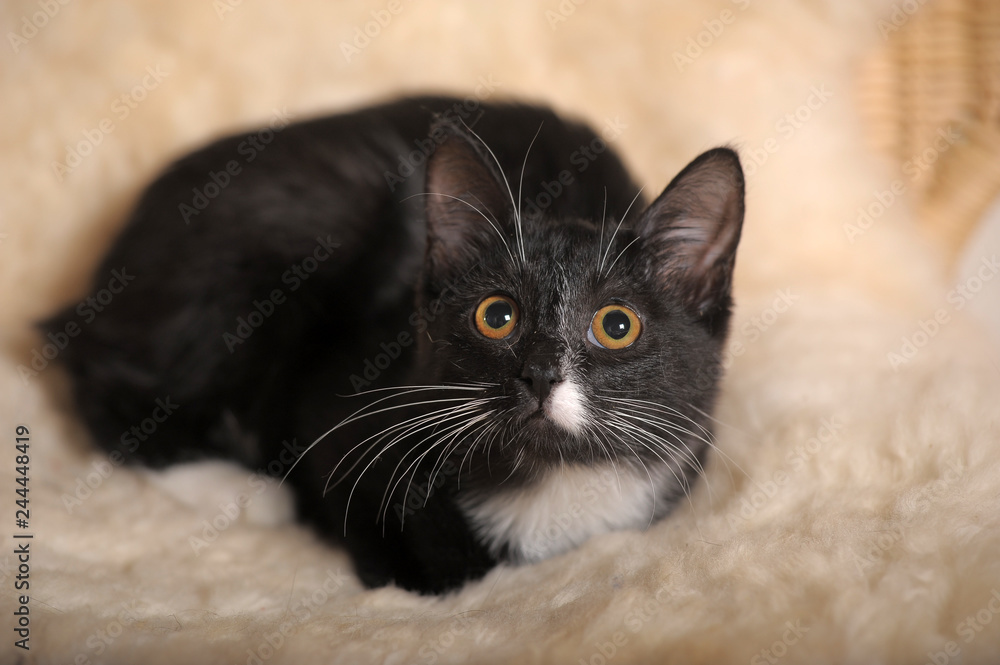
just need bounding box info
[46,96,744,593]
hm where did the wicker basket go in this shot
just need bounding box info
[858,0,1000,264]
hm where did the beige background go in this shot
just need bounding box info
[2,0,999,663]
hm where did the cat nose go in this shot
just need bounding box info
[520,359,563,406]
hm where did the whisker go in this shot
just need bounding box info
[606,397,750,489]
[516,123,544,265]
[402,191,515,266]
[604,235,641,278]
[330,398,493,490]
[284,385,491,485]
[606,397,714,443]
[391,412,492,525]
[459,120,525,264]
[319,397,494,492]
[339,382,495,398]
[483,411,517,477]
[607,406,716,482]
[602,411,702,514]
[597,186,607,267]
[598,186,644,274]
[340,407,481,530]
[380,412,491,530]
[605,405,707,476]
[686,401,750,438]
[598,415,659,528]
[603,412,701,520]
[456,418,503,487]
[587,419,624,495]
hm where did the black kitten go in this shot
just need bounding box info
[47,96,744,593]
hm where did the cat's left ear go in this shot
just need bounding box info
[424,122,515,282]
[635,147,744,320]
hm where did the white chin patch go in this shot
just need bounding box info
[460,464,669,564]
[545,378,587,434]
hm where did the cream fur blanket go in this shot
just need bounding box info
[3,1,1000,663]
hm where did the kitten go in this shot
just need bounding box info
[46,96,744,593]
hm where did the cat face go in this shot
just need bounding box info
[417,123,744,487]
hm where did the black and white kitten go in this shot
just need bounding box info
[47,96,744,593]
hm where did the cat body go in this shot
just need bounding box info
[48,96,744,593]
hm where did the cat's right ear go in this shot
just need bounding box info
[634,147,745,323]
[424,122,515,281]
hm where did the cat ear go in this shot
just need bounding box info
[635,147,744,319]
[424,122,514,280]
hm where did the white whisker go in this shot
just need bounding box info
[601,411,700,516]
[460,120,524,264]
[604,235,642,277]
[403,191,515,266]
[606,397,750,490]
[516,123,544,265]
[598,186,644,274]
[379,412,492,530]
[319,396,491,491]
[597,186,607,266]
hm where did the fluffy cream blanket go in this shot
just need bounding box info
[3,0,1000,663]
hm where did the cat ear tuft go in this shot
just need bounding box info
[424,122,514,280]
[635,147,745,320]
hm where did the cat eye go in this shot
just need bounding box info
[475,295,520,339]
[589,304,641,349]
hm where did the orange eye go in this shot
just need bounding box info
[475,295,519,339]
[589,304,641,349]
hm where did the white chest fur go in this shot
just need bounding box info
[460,464,675,564]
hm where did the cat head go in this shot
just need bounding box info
[417,120,744,485]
